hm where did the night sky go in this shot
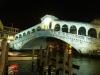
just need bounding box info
[0,0,100,30]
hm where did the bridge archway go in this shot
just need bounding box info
[49,22,52,29]
[88,28,97,38]
[37,26,41,31]
[21,35,78,54]
[54,24,60,31]
[78,27,86,36]
[70,25,77,34]
[23,37,75,75]
[62,24,68,33]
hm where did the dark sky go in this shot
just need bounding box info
[0,0,100,30]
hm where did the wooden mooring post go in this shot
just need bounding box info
[67,45,73,75]
[0,38,9,75]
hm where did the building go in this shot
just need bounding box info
[0,20,19,48]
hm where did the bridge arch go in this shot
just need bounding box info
[14,31,80,52]
[19,34,22,38]
[23,32,26,36]
[88,28,97,38]
[22,35,77,52]
[49,22,52,29]
[54,24,60,31]
[70,25,77,34]
[78,27,86,36]
[32,28,35,32]
[36,26,41,31]
[27,31,31,35]
[62,24,68,33]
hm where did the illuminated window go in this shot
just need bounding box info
[78,27,86,36]
[88,28,97,38]
[62,24,68,33]
[70,25,77,34]
[54,24,60,31]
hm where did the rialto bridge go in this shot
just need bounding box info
[10,15,100,54]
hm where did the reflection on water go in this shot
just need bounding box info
[8,61,33,75]
[8,57,100,75]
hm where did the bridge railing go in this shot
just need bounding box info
[13,29,100,46]
[15,29,99,42]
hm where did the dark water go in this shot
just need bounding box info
[73,57,100,75]
[8,57,100,75]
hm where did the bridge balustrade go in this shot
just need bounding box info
[15,29,100,44]
[11,29,100,51]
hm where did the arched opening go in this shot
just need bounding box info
[49,22,52,29]
[15,36,18,40]
[62,24,68,33]
[54,24,60,31]
[78,27,86,36]
[27,31,31,35]
[32,29,35,32]
[70,25,77,34]
[88,28,97,38]
[23,32,26,36]
[37,26,41,31]
[19,34,22,38]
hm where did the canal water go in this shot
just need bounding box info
[8,57,100,75]
[73,56,100,75]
